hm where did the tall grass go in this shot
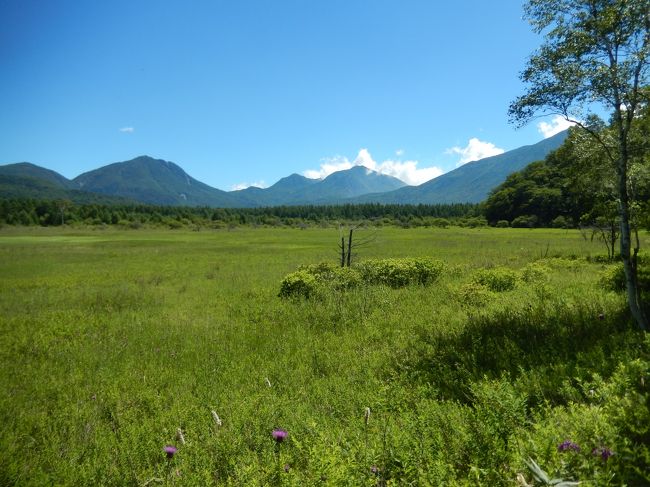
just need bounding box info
[0,226,647,485]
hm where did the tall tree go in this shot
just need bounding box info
[509,0,650,330]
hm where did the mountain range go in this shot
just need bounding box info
[0,131,567,207]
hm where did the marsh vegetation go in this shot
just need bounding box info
[0,226,648,485]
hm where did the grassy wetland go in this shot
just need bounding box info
[1,226,648,486]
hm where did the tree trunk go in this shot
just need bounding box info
[617,148,648,331]
[347,229,353,267]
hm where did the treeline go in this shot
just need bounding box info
[484,117,650,230]
[0,199,484,228]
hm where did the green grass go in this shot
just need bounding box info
[0,226,648,485]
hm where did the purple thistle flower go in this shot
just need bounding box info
[592,446,614,461]
[164,445,177,459]
[272,429,288,443]
[558,440,580,452]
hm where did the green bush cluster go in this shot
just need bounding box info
[279,258,445,298]
[600,258,650,295]
[472,267,519,292]
[458,282,494,307]
[357,257,445,288]
[278,270,319,298]
[520,262,551,284]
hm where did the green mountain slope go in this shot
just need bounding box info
[0,163,135,204]
[234,166,407,206]
[231,173,320,206]
[352,130,569,204]
[0,162,79,190]
[311,165,406,202]
[73,156,240,207]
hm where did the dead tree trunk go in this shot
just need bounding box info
[347,229,353,267]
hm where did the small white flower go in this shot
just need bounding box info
[176,427,186,445]
[364,407,371,425]
[211,410,222,427]
[265,377,272,388]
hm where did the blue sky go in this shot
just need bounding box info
[0,0,572,190]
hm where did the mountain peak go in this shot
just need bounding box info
[2,132,568,207]
[72,156,237,207]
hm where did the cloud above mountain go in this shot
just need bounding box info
[446,138,505,167]
[304,149,443,186]
[537,115,576,138]
[231,180,267,191]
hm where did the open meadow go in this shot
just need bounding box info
[0,226,648,486]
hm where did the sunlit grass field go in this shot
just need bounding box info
[1,226,648,486]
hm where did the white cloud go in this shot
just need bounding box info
[446,138,505,166]
[119,127,135,133]
[303,155,354,179]
[231,180,267,191]
[537,115,575,138]
[373,159,443,185]
[304,148,443,186]
[395,149,404,157]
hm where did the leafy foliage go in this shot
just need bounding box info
[472,267,519,292]
[357,257,445,287]
[279,257,446,297]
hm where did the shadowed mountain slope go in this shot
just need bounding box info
[351,130,569,204]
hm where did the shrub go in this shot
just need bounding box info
[496,220,510,228]
[551,215,569,228]
[460,217,488,228]
[430,218,451,228]
[412,258,446,285]
[600,257,650,311]
[472,267,518,292]
[458,282,493,307]
[278,270,318,298]
[357,259,414,287]
[357,258,445,288]
[329,266,363,290]
[520,262,550,284]
[280,258,446,297]
[511,215,538,228]
[298,262,339,278]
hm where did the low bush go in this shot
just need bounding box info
[551,215,569,228]
[520,262,551,284]
[278,270,318,298]
[511,215,538,228]
[357,258,445,288]
[600,258,650,294]
[329,266,363,291]
[472,267,518,292]
[458,282,493,307]
[279,258,445,297]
